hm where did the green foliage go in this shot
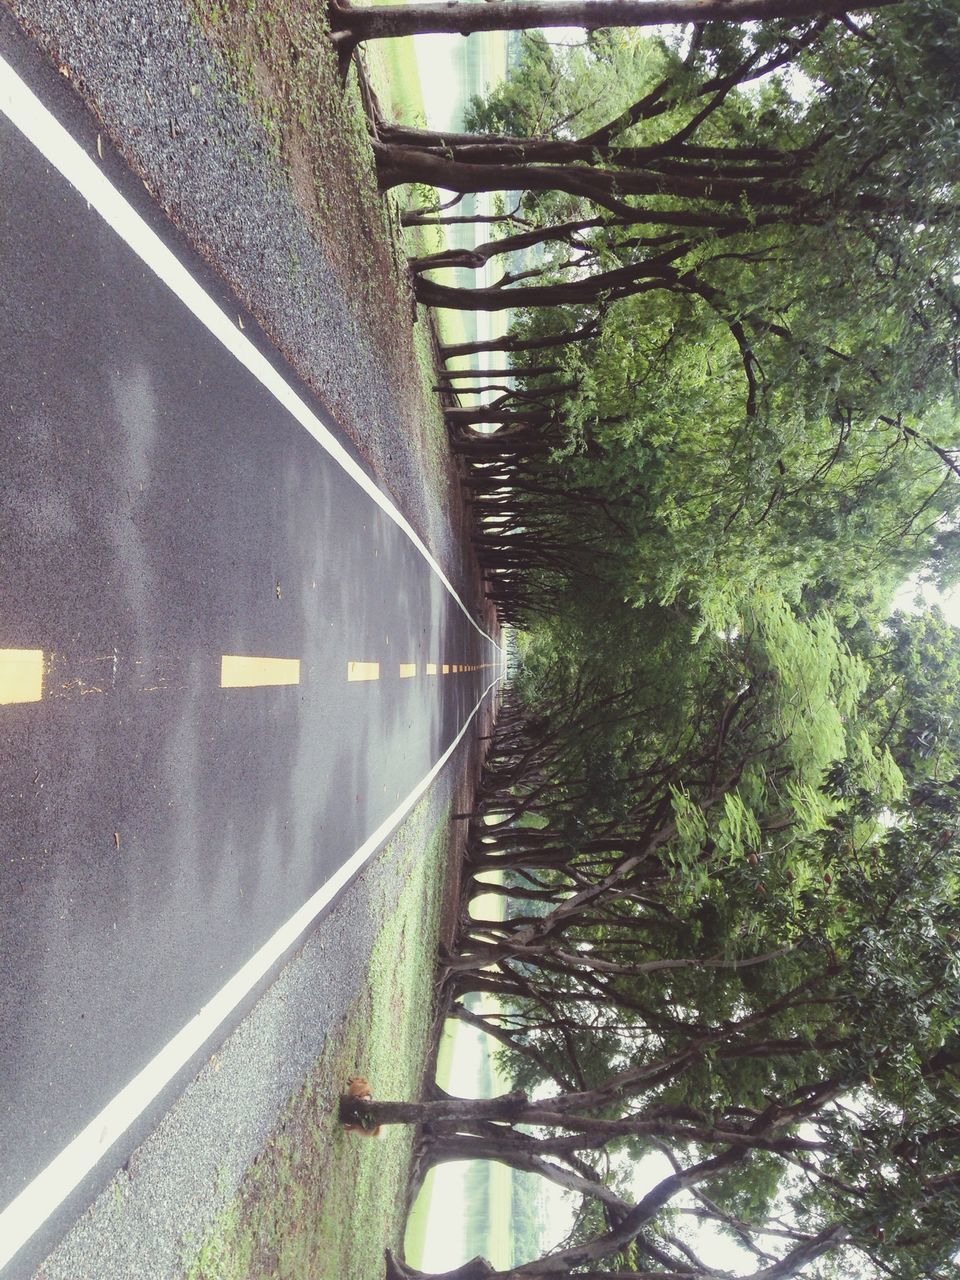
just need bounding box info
[429,10,960,1279]
[459,6,960,631]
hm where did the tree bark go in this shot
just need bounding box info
[339,1089,529,1128]
[439,320,600,359]
[417,267,670,313]
[438,365,563,380]
[330,0,895,45]
[374,142,803,212]
[385,1253,496,1280]
[445,407,552,425]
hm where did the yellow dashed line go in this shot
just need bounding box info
[0,648,44,704]
[426,663,438,675]
[348,661,380,682]
[220,655,301,688]
[442,664,450,674]
[399,663,416,678]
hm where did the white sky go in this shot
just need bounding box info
[893,575,960,627]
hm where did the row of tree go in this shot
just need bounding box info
[346,603,960,1279]
[335,4,960,1278]
[340,2,960,630]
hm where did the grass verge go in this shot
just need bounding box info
[183,806,453,1280]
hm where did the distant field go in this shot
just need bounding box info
[360,28,510,360]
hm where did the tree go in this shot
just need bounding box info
[338,7,960,1275]
[348,769,960,1280]
[392,12,960,633]
[848,605,960,782]
[455,255,960,627]
[329,0,900,52]
[373,6,959,349]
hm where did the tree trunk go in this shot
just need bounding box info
[330,0,894,46]
[374,142,803,213]
[339,1089,528,1128]
[445,407,552,425]
[410,219,603,275]
[417,268,670,313]
[438,365,562,380]
[439,321,599,359]
[385,1252,496,1280]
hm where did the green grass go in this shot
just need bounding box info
[183,805,453,1280]
[361,23,426,129]
[359,32,473,356]
[358,20,509,358]
[470,874,514,1268]
[401,1006,459,1265]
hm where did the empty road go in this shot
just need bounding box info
[0,19,500,1276]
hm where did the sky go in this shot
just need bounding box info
[893,575,960,627]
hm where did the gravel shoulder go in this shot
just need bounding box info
[3,1,496,1274]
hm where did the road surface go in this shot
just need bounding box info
[0,19,499,1277]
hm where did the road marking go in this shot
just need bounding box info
[0,648,44,704]
[0,51,506,1271]
[0,54,500,652]
[347,661,380,682]
[426,663,438,675]
[442,664,450,674]
[0,672,502,1274]
[399,663,416,678]
[220,656,301,688]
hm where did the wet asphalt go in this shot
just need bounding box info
[0,15,498,1276]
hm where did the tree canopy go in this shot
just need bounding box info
[418,7,960,627]
[346,6,960,1278]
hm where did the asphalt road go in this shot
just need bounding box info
[0,19,499,1277]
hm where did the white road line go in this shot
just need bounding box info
[0,673,501,1272]
[0,54,500,651]
[0,53,504,1272]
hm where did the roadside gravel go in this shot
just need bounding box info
[32,780,464,1280]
